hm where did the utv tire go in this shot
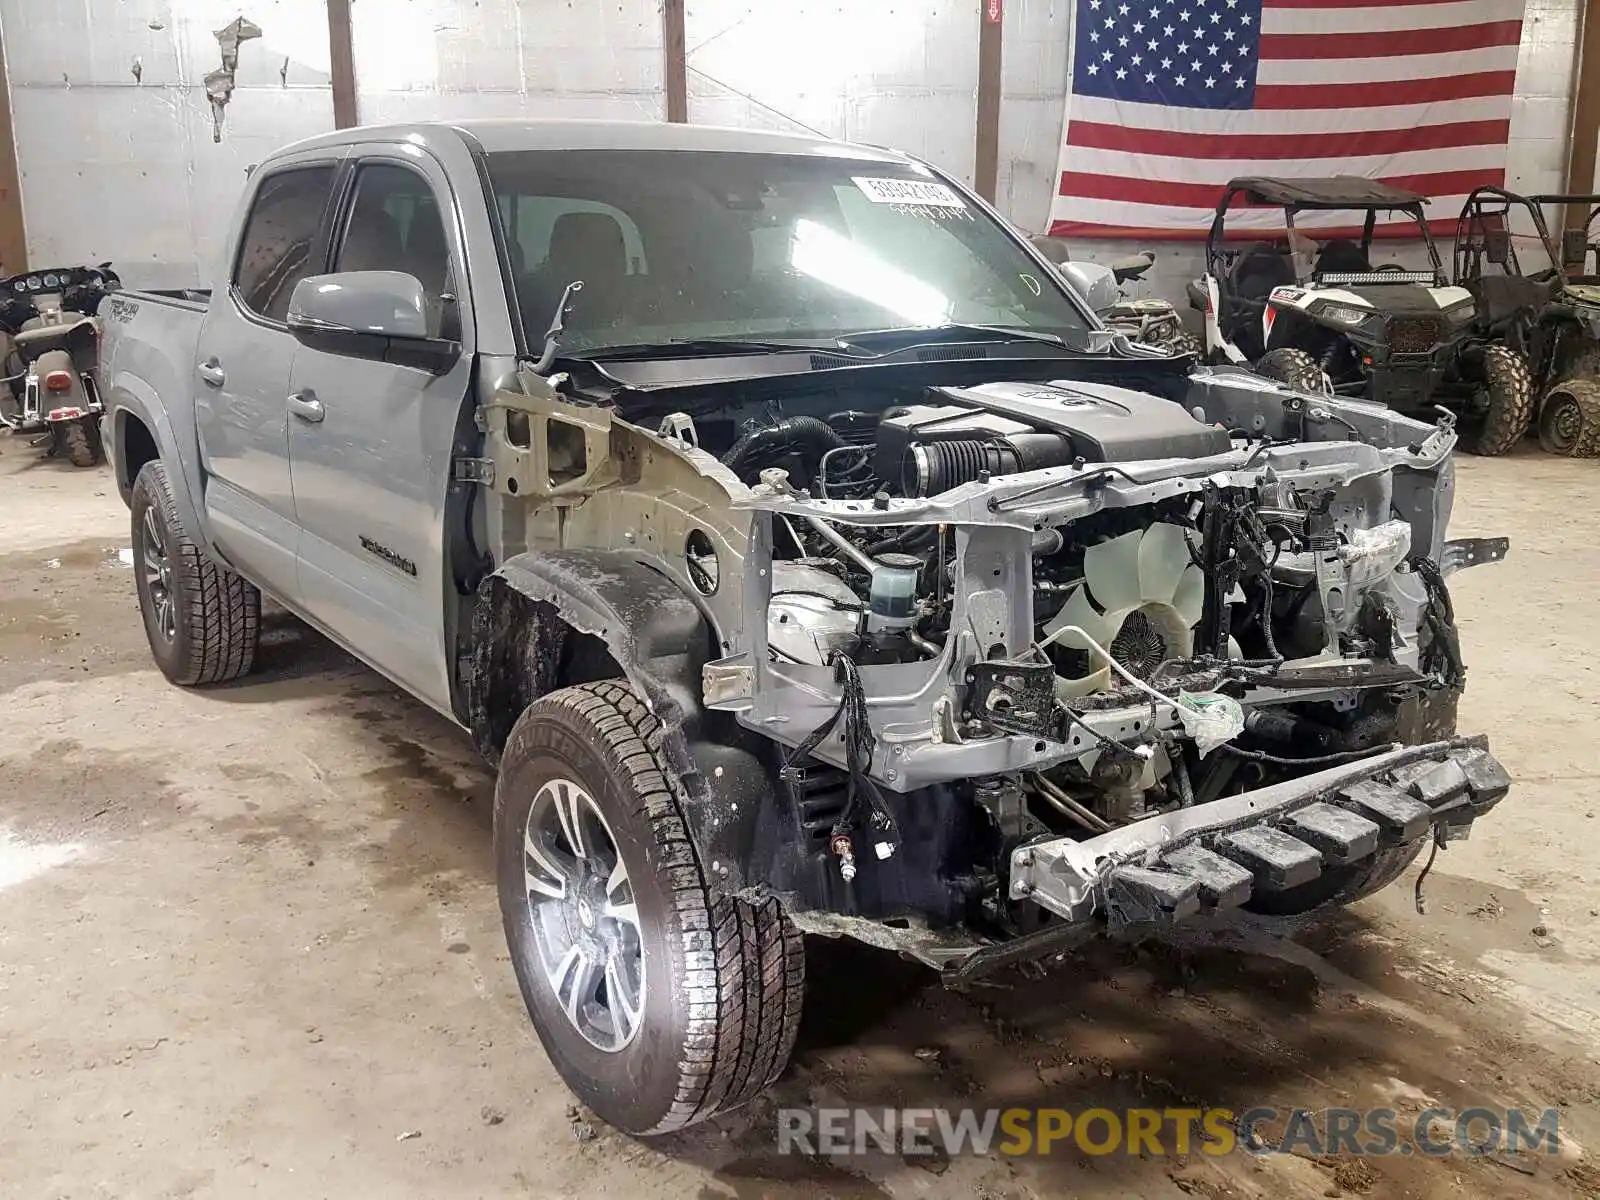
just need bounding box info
[56,418,103,467]
[130,460,260,685]
[1255,347,1327,395]
[1163,329,1203,358]
[1458,343,1533,457]
[1537,378,1600,458]
[1245,840,1426,917]
[494,681,806,1136]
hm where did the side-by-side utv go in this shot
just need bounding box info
[1189,176,1531,456]
[1455,186,1600,457]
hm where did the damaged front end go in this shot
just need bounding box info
[685,368,1512,974]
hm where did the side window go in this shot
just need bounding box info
[233,165,337,322]
[335,163,453,338]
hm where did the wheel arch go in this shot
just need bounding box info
[113,407,160,502]
[104,379,210,556]
[468,549,776,891]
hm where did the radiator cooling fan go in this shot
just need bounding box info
[1043,523,1205,698]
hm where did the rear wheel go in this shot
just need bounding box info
[54,418,102,467]
[1458,343,1533,456]
[495,681,805,1135]
[131,460,260,685]
[1255,347,1327,394]
[1538,378,1600,457]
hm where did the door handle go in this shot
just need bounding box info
[197,359,226,387]
[287,390,325,423]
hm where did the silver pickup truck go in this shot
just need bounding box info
[101,119,1512,1136]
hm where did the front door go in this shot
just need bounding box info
[286,154,474,712]
[195,160,339,598]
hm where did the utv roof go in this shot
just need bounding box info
[1222,176,1429,209]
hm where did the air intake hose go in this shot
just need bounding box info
[902,432,1073,497]
[721,416,846,483]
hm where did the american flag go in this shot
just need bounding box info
[1048,0,1527,238]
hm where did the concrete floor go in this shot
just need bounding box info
[2,433,1598,1199]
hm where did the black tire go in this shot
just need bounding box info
[1458,343,1533,456]
[55,418,102,467]
[1245,841,1426,917]
[130,460,260,685]
[1538,378,1600,457]
[1162,328,1203,358]
[1255,347,1326,394]
[494,681,805,1135]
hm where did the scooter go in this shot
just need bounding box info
[0,264,120,466]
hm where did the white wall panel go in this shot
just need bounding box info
[349,0,664,125]
[995,0,1070,230]
[684,1,979,181]
[2,0,335,287]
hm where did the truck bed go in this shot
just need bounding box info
[121,288,211,311]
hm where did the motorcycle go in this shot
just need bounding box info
[0,263,121,467]
[1028,237,1201,356]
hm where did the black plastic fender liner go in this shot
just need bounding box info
[468,549,778,895]
[478,549,712,733]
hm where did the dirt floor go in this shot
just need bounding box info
[2,433,1599,1200]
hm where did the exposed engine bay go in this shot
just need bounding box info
[634,362,1508,961]
[494,354,1510,973]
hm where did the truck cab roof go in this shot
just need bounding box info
[267,118,916,167]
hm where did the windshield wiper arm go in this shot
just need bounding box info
[570,336,858,362]
[837,323,1071,352]
[531,279,584,375]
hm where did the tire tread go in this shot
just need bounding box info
[59,420,102,467]
[1255,347,1327,395]
[508,681,805,1134]
[132,461,260,685]
[1540,377,1600,458]
[1460,343,1533,457]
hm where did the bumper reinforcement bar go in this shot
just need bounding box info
[1008,735,1509,932]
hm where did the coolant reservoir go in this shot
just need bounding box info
[868,553,921,631]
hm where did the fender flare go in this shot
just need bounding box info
[469,549,775,890]
[105,380,213,558]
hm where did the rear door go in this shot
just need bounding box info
[285,152,473,711]
[195,156,340,597]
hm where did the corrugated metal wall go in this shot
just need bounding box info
[0,0,1583,296]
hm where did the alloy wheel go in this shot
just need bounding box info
[522,778,645,1052]
[139,506,177,643]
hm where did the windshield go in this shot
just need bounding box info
[482,149,1092,356]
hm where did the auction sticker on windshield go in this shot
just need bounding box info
[852,177,967,208]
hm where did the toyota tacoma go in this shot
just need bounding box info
[99,120,1511,1136]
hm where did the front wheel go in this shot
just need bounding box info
[494,681,806,1135]
[1255,347,1328,394]
[1458,343,1533,456]
[1537,378,1600,458]
[1160,328,1203,358]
